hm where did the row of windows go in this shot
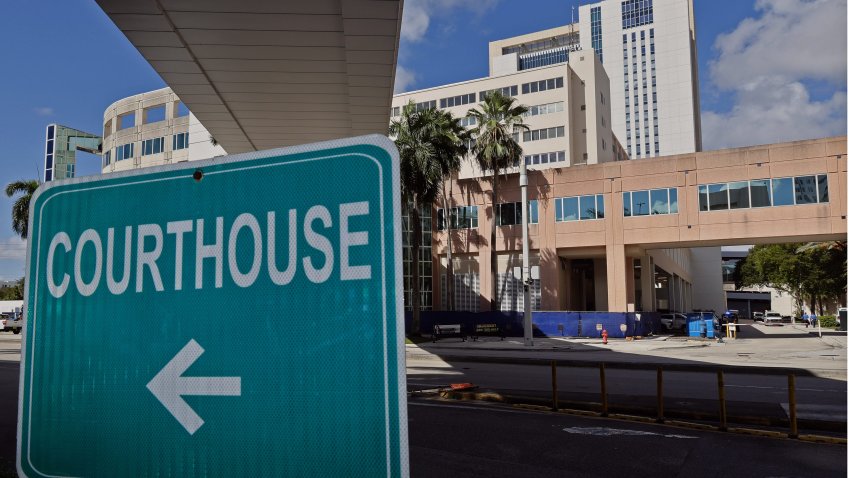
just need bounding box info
[440,93,476,109]
[590,6,603,62]
[519,48,569,71]
[698,176,829,211]
[524,101,564,118]
[521,77,564,95]
[524,150,566,165]
[480,85,518,100]
[414,100,436,112]
[431,177,829,228]
[497,201,539,226]
[114,102,189,131]
[436,206,479,230]
[555,194,605,222]
[622,0,654,29]
[107,133,190,163]
[458,116,477,127]
[142,137,165,156]
[522,126,565,142]
[623,188,678,216]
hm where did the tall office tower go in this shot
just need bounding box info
[579,0,702,158]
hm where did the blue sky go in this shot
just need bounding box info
[0,0,846,280]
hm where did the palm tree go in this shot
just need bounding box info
[390,102,444,335]
[5,179,39,239]
[432,110,469,311]
[467,91,529,310]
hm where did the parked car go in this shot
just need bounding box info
[752,312,764,322]
[0,313,21,334]
[660,313,687,331]
[763,311,783,325]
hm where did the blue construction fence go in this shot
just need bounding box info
[405,311,663,338]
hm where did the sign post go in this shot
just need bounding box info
[18,136,407,477]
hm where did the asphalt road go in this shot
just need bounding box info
[408,399,847,478]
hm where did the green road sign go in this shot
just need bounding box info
[18,135,407,477]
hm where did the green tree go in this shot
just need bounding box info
[5,179,40,239]
[0,278,23,300]
[432,110,469,311]
[390,102,444,335]
[736,243,847,315]
[467,91,529,309]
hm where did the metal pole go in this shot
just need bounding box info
[656,367,664,423]
[788,374,798,438]
[520,158,533,347]
[717,370,727,431]
[599,363,608,417]
[551,360,558,411]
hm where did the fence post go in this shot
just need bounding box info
[551,360,558,411]
[656,367,664,423]
[600,363,608,417]
[788,374,798,438]
[717,370,727,431]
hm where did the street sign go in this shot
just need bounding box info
[18,135,407,477]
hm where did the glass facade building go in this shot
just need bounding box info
[44,124,102,182]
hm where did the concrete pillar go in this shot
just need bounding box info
[606,243,629,312]
[640,255,655,312]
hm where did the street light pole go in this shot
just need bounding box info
[520,158,533,347]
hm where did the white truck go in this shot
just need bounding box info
[0,301,23,334]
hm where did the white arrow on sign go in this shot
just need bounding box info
[147,339,241,435]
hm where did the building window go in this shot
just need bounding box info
[522,126,565,142]
[116,143,134,161]
[480,86,518,99]
[622,0,654,29]
[439,93,476,109]
[437,206,479,230]
[142,137,165,156]
[102,150,111,167]
[520,77,564,95]
[175,101,190,117]
[413,100,437,111]
[144,105,166,124]
[623,188,678,217]
[556,195,605,222]
[590,6,603,62]
[117,112,136,130]
[524,151,566,165]
[523,101,564,118]
[698,176,829,212]
[519,48,570,70]
[496,201,538,226]
[459,116,477,127]
[391,106,400,117]
[173,132,190,151]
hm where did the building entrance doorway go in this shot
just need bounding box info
[570,259,596,311]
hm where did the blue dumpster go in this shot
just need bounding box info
[686,312,719,338]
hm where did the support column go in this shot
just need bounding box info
[641,254,655,312]
[606,244,630,312]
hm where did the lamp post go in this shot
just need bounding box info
[520,158,533,347]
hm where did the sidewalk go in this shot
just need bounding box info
[407,321,847,379]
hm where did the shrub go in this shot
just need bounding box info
[817,315,838,328]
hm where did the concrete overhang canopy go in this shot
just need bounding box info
[95,0,403,153]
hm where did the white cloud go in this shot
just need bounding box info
[33,107,54,116]
[0,236,26,261]
[397,0,501,93]
[702,0,847,149]
[394,66,417,94]
[702,77,847,149]
[401,0,500,42]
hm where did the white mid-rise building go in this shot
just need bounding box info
[578,0,702,158]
